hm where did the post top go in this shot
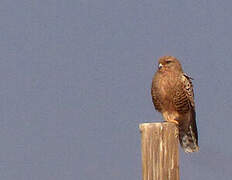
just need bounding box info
[139,122,177,132]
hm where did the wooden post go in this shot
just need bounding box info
[139,122,179,180]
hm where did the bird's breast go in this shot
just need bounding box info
[159,74,177,95]
[155,72,179,110]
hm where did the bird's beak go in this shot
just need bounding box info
[158,63,163,69]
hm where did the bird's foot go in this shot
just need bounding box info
[169,119,179,125]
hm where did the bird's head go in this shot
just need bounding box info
[157,56,183,73]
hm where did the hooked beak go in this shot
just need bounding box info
[158,63,163,69]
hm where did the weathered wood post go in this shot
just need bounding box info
[139,122,179,180]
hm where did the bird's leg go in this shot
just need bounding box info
[163,112,179,125]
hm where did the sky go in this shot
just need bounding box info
[0,0,232,179]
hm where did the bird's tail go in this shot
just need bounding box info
[179,110,199,153]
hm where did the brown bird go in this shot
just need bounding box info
[151,56,199,153]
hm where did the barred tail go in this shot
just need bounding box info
[179,109,199,153]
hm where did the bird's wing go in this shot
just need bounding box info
[175,73,198,152]
[183,73,195,108]
[173,73,195,113]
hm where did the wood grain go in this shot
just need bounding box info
[139,122,179,180]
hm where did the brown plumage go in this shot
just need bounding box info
[151,56,199,153]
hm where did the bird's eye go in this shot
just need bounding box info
[166,60,172,64]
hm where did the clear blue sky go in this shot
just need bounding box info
[0,0,232,179]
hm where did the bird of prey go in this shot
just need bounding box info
[151,56,199,153]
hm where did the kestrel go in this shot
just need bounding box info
[151,56,199,153]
